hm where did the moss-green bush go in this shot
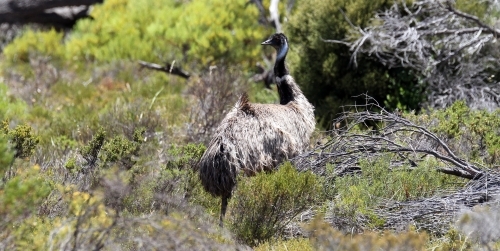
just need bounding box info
[255,238,314,251]
[421,101,500,164]
[0,83,28,122]
[330,155,465,229]
[0,134,14,178]
[100,128,144,169]
[2,29,64,63]
[166,143,206,170]
[2,121,40,159]
[0,165,51,221]
[4,0,268,70]
[229,162,322,246]
[80,127,106,167]
[163,143,218,213]
[286,0,421,128]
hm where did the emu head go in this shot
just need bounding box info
[261,33,289,62]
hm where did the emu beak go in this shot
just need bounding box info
[261,39,273,45]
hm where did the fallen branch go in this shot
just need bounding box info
[290,94,500,234]
[323,0,500,110]
[293,95,485,180]
[0,0,102,28]
[138,60,190,79]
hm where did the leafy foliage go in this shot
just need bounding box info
[0,83,28,122]
[427,101,500,164]
[2,29,63,63]
[1,0,500,249]
[328,155,464,232]
[286,0,421,128]
[0,135,14,178]
[0,165,51,229]
[166,143,206,171]
[4,0,268,70]
[80,127,106,167]
[229,162,322,246]
[101,127,144,169]
[1,121,40,159]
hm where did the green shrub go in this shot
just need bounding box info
[229,162,322,246]
[430,101,500,164]
[163,143,218,212]
[4,0,267,69]
[330,155,465,230]
[80,127,106,167]
[166,143,206,170]
[2,29,64,63]
[64,157,77,171]
[0,134,14,178]
[2,121,40,159]
[286,0,421,128]
[255,238,314,251]
[0,165,51,221]
[0,83,28,122]
[100,128,144,169]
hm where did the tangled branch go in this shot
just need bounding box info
[292,95,500,234]
[377,173,500,234]
[293,96,485,180]
[325,0,500,110]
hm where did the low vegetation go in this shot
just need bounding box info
[1,0,500,250]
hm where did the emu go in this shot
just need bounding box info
[198,33,315,227]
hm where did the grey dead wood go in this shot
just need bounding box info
[324,0,500,111]
[291,95,500,235]
[0,0,103,27]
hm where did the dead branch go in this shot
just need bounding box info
[376,172,500,234]
[324,0,500,110]
[269,0,282,33]
[291,95,500,234]
[0,0,102,28]
[251,63,274,89]
[293,95,485,180]
[138,60,190,79]
[185,66,247,144]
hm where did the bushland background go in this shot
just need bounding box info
[1,0,500,250]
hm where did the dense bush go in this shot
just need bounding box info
[286,0,421,128]
[0,83,28,122]
[1,0,500,249]
[229,162,322,246]
[1,121,40,159]
[3,0,268,70]
[0,134,14,178]
[324,154,465,233]
[430,101,500,164]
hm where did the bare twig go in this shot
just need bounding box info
[291,95,500,234]
[269,0,282,33]
[138,60,190,79]
[293,95,485,180]
[323,0,500,110]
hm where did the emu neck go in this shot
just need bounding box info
[274,44,289,78]
[274,43,299,105]
[276,79,295,105]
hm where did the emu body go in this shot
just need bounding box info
[198,33,315,226]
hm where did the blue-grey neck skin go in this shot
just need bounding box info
[274,39,289,78]
[274,39,294,105]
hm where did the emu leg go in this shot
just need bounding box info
[219,195,228,227]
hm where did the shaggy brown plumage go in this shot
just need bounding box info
[198,33,315,226]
